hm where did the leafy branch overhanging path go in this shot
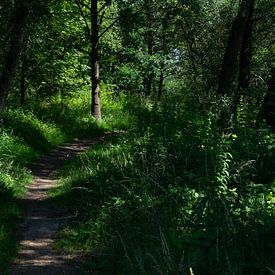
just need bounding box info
[11,135,110,274]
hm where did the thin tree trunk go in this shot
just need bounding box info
[143,0,154,96]
[91,0,101,119]
[20,61,26,106]
[0,2,28,111]
[20,39,28,106]
[146,74,154,96]
[260,67,275,131]
[232,0,255,120]
[237,0,255,91]
[158,66,164,100]
[218,0,250,96]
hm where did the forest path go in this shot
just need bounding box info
[11,135,110,275]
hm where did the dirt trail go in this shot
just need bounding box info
[11,136,107,275]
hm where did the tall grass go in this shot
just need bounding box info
[0,85,133,273]
[52,93,275,274]
[0,86,273,273]
[0,128,32,272]
[29,85,133,137]
[0,108,67,273]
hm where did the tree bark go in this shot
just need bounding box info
[232,0,255,119]
[218,0,250,96]
[20,39,28,106]
[91,0,101,119]
[261,67,275,131]
[20,60,26,106]
[0,2,28,111]
[158,63,164,100]
[237,0,255,91]
[144,74,154,96]
[143,0,154,96]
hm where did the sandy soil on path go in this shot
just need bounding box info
[11,136,107,275]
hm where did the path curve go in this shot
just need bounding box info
[11,136,108,274]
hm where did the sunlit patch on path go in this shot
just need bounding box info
[11,137,108,274]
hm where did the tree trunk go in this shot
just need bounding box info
[91,0,101,119]
[144,0,154,96]
[232,0,255,119]
[144,74,153,96]
[261,67,275,131]
[20,39,28,106]
[20,60,26,106]
[0,2,28,111]
[158,65,164,100]
[237,0,255,91]
[218,0,250,96]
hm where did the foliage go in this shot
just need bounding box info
[0,88,132,272]
[53,94,275,274]
[0,0,274,273]
[2,109,66,152]
[0,127,33,272]
[0,107,68,272]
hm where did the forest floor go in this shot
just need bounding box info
[10,136,110,275]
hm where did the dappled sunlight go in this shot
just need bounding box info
[0,0,273,273]
[11,137,109,274]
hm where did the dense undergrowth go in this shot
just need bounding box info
[0,110,63,272]
[51,94,275,274]
[0,89,274,274]
[0,89,130,273]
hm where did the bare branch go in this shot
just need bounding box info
[74,0,91,38]
[49,11,79,16]
[99,18,119,38]
[98,9,107,27]
[103,17,119,20]
[71,43,90,55]
[98,2,108,14]
[78,0,91,11]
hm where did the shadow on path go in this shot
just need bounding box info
[11,137,109,274]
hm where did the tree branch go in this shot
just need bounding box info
[98,2,108,14]
[49,11,79,16]
[71,43,90,55]
[74,0,91,38]
[98,9,107,27]
[78,0,91,11]
[99,18,119,38]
